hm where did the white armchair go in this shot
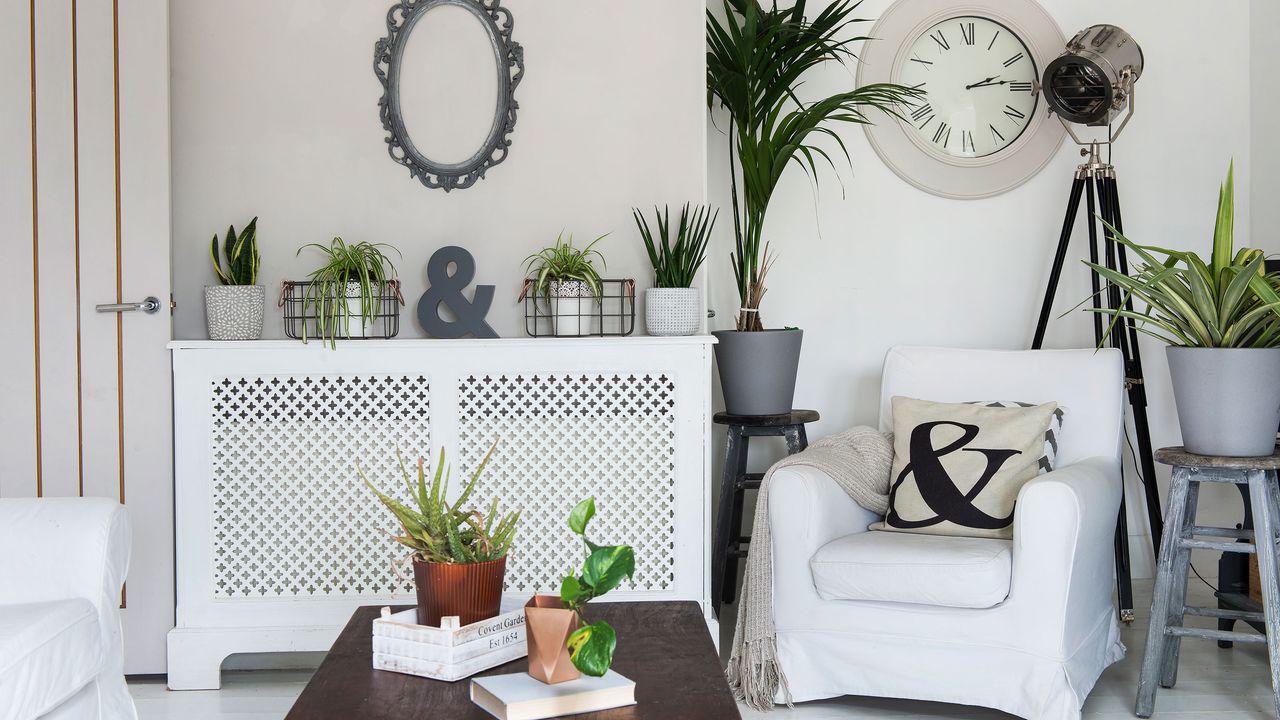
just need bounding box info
[0,497,137,720]
[768,346,1126,720]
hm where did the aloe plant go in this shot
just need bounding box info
[708,0,921,330]
[522,232,607,300]
[361,442,520,564]
[633,204,718,289]
[210,217,260,286]
[557,497,635,677]
[1081,162,1280,348]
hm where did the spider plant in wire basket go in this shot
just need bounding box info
[296,238,402,347]
[520,232,608,336]
[633,204,717,335]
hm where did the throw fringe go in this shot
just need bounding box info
[726,633,792,711]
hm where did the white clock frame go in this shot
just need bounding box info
[857,0,1066,199]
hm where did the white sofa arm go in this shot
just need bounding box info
[0,497,132,622]
[768,466,881,618]
[1009,456,1122,652]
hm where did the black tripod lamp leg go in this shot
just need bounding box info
[1033,175,1088,349]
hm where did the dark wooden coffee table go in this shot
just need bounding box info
[286,600,740,719]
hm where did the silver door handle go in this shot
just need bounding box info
[96,296,161,314]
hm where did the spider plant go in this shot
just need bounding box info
[210,217,260,286]
[633,204,718,289]
[522,232,607,299]
[1082,163,1280,348]
[707,0,921,330]
[296,238,402,348]
[360,441,520,565]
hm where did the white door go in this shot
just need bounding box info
[0,0,173,674]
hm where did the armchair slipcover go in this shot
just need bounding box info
[0,497,137,720]
[768,346,1126,720]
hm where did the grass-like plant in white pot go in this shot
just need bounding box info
[522,233,607,337]
[296,238,403,347]
[1082,163,1280,456]
[707,0,919,414]
[206,218,264,340]
[634,203,717,337]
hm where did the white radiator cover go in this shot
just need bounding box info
[167,337,715,690]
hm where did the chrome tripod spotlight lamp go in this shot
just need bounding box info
[1042,25,1143,136]
[1030,24,1158,626]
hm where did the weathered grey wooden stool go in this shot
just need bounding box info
[1137,446,1280,718]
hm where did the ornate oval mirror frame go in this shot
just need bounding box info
[374,0,524,192]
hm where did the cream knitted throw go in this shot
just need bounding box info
[724,425,895,712]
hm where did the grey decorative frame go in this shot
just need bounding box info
[374,0,524,192]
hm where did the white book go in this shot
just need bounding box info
[470,670,637,720]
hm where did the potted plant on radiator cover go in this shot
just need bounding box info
[522,232,608,337]
[1083,162,1280,457]
[634,203,717,337]
[296,237,402,347]
[361,441,521,627]
[206,217,264,340]
[707,0,919,414]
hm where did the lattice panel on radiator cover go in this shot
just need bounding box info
[210,375,430,598]
[458,373,678,594]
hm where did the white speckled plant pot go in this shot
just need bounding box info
[205,285,265,340]
[645,287,700,336]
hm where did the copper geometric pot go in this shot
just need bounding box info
[412,556,506,627]
[524,595,581,684]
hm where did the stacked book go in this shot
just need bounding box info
[372,602,528,682]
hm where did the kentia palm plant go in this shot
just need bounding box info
[706,0,919,414]
[1079,162,1280,456]
[634,203,718,336]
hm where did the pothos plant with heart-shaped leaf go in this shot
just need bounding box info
[557,497,635,677]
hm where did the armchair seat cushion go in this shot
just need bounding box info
[0,598,104,718]
[810,530,1012,609]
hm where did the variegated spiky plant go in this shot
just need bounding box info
[361,441,519,564]
[210,217,260,286]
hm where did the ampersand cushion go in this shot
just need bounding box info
[879,396,1059,540]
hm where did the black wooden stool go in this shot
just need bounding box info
[711,409,819,616]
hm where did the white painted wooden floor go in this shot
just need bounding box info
[128,579,1277,719]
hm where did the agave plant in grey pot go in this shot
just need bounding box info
[707,0,919,415]
[634,203,716,337]
[206,218,264,340]
[1084,163,1280,456]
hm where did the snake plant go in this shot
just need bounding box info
[1081,162,1280,348]
[634,204,718,289]
[210,217,260,286]
[361,442,520,565]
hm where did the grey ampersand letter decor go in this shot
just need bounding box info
[417,246,498,338]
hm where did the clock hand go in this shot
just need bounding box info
[965,75,1003,89]
[968,79,1011,89]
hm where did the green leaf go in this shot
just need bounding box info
[559,575,588,607]
[567,620,617,677]
[568,497,595,535]
[581,544,635,596]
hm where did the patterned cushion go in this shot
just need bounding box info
[880,397,1059,540]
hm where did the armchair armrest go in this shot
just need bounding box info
[0,497,132,619]
[1009,456,1122,652]
[768,466,881,617]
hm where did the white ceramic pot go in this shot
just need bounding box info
[343,281,373,338]
[204,285,265,340]
[645,287,700,336]
[549,280,597,337]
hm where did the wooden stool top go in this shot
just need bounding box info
[1156,445,1280,471]
[713,409,819,427]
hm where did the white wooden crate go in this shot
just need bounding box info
[372,602,528,682]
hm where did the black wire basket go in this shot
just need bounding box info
[280,280,404,341]
[520,278,635,338]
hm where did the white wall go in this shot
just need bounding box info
[170,0,705,340]
[1254,0,1280,251]
[707,0,1253,574]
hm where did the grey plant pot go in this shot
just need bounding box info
[712,328,803,416]
[205,285,265,341]
[1167,346,1280,457]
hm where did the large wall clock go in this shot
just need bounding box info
[857,0,1066,199]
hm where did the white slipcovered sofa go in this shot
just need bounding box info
[768,346,1126,720]
[0,497,137,720]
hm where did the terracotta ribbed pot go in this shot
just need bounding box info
[524,595,581,684]
[412,557,506,627]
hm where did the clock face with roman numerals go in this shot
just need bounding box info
[897,16,1038,159]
